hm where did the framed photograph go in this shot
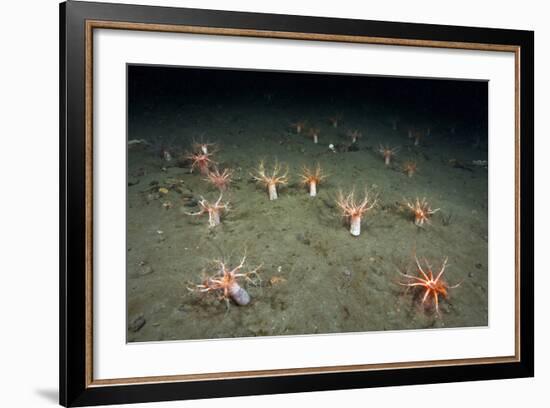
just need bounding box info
[60,1,534,406]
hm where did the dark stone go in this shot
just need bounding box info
[183,198,198,207]
[296,233,311,245]
[321,198,335,209]
[134,168,146,177]
[475,263,482,269]
[129,315,146,332]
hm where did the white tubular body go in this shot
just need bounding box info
[268,183,278,200]
[229,283,250,305]
[350,215,361,236]
[309,181,317,197]
[208,210,220,227]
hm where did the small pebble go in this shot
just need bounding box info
[138,264,154,276]
[128,315,146,332]
[341,267,352,277]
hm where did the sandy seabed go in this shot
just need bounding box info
[126,97,488,342]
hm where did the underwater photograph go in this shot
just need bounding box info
[126,64,488,342]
